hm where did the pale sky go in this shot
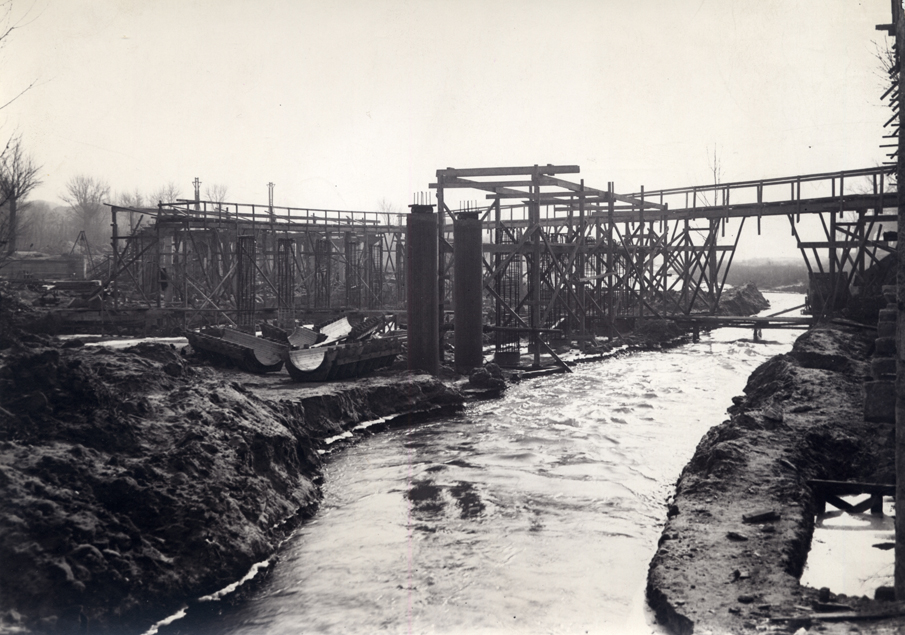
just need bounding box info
[2,0,895,259]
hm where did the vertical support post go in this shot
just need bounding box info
[110,207,119,310]
[681,219,690,312]
[639,188,646,319]
[436,178,446,363]
[407,204,439,375]
[607,181,615,332]
[454,211,484,373]
[577,181,587,343]
[276,238,295,329]
[709,218,719,311]
[531,168,542,367]
[155,209,162,309]
[236,235,256,333]
[662,215,669,298]
[871,494,884,516]
[895,0,905,601]
[395,232,405,308]
[181,225,188,330]
[344,231,356,307]
[829,211,838,312]
[314,234,332,309]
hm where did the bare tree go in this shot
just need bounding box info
[204,183,229,213]
[0,1,38,112]
[695,144,724,207]
[149,181,181,206]
[62,175,111,248]
[377,197,403,225]
[116,189,145,208]
[116,188,147,232]
[14,201,71,254]
[0,134,42,254]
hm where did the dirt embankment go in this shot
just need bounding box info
[646,326,900,634]
[0,335,462,634]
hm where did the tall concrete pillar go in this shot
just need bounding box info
[407,204,439,374]
[454,211,484,373]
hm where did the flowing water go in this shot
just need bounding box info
[158,293,805,635]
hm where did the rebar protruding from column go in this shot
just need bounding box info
[407,204,439,375]
[454,211,483,373]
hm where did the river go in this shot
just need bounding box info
[157,293,804,635]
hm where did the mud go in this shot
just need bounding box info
[0,336,463,634]
[646,325,904,634]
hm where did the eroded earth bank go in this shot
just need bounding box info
[0,334,462,634]
[647,325,904,634]
[0,284,804,633]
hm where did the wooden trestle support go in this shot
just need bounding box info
[430,164,895,369]
[104,164,893,367]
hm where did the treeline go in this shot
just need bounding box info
[2,178,183,256]
[724,258,808,290]
[7,200,74,255]
[1,174,226,257]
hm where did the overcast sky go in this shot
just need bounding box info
[3,0,895,259]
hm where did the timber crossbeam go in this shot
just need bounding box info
[808,479,894,516]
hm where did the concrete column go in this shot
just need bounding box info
[454,211,484,373]
[407,204,439,374]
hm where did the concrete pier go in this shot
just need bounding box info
[454,211,484,373]
[406,204,439,375]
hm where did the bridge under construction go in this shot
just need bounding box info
[99,162,895,367]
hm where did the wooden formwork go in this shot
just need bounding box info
[106,201,407,330]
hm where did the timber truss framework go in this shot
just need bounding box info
[102,163,893,361]
[431,163,895,366]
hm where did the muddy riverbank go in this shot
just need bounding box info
[647,324,904,634]
[0,335,463,634]
[0,280,779,633]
